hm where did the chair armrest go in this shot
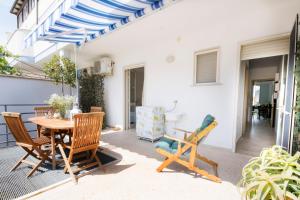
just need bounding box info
[163,135,193,145]
[174,128,193,133]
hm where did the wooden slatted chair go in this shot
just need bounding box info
[34,106,70,141]
[2,112,51,177]
[34,106,53,137]
[34,106,53,117]
[90,106,102,112]
[155,114,221,183]
[58,112,105,183]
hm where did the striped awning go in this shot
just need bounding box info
[25,0,173,47]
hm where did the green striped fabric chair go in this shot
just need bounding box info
[155,114,221,183]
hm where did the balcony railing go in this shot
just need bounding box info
[0,103,47,148]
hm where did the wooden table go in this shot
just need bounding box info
[29,116,74,170]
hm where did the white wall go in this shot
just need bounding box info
[0,76,72,105]
[56,0,300,150]
[235,62,246,143]
[0,75,73,146]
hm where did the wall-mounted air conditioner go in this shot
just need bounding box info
[91,57,114,76]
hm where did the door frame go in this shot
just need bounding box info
[124,63,145,130]
[232,33,290,152]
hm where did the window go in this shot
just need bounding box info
[16,0,36,28]
[194,48,220,85]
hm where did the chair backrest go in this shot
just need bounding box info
[71,112,105,150]
[34,106,53,117]
[1,112,34,146]
[90,106,102,112]
[187,114,217,144]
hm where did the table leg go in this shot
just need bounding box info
[37,125,41,137]
[51,129,56,170]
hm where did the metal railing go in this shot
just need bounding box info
[0,104,47,148]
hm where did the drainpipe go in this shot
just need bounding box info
[35,0,38,24]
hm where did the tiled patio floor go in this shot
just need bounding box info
[25,130,252,200]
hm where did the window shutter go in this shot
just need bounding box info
[196,51,218,83]
[241,37,289,61]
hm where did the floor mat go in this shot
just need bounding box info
[0,146,117,200]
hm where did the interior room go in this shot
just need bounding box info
[126,67,144,129]
[236,55,285,156]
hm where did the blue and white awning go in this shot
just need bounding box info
[25,0,173,47]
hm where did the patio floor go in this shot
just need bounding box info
[23,129,252,200]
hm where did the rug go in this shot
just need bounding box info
[0,146,117,200]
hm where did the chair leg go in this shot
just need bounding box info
[196,154,219,176]
[58,144,77,183]
[27,159,44,177]
[64,151,74,173]
[192,166,221,183]
[94,154,105,172]
[156,157,174,172]
[10,152,30,172]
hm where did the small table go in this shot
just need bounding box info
[29,116,74,170]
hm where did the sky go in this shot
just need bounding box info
[0,0,17,45]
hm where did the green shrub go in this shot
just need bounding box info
[78,70,106,126]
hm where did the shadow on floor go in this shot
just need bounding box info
[102,130,252,184]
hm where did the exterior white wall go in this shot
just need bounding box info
[71,0,300,150]
[0,76,72,105]
[0,75,74,146]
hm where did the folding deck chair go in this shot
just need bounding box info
[155,114,221,183]
[2,112,51,177]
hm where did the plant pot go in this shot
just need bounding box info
[59,108,66,119]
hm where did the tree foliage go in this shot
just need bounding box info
[0,45,21,76]
[42,55,76,92]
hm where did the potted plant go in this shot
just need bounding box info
[239,146,300,200]
[46,94,74,119]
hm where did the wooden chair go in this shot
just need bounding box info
[90,106,102,112]
[34,106,53,137]
[2,112,51,177]
[34,106,53,117]
[34,106,70,141]
[58,112,105,183]
[155,114,221,183]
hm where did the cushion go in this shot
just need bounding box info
[155,114,215,153]
[154,137,176,153]
[194,114,215,134]
[170,141,185,150]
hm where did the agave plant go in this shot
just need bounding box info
[239,146,300,200]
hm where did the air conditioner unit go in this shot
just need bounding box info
[91,57,114,76]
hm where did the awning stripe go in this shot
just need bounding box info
[25,0,172,47]
[92,0,140,13]
[75,3,127,20]
[61,13,112,26]
[54,21,103,33]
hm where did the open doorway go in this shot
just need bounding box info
[236,55,286,156]
[125,66,144,129]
